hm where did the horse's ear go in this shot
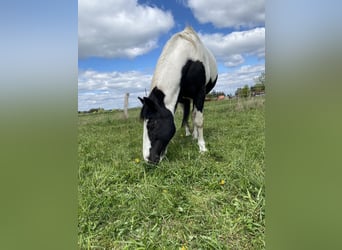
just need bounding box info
[143,97,157,111]
[138,97,144,104]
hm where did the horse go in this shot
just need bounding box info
[139,26,218,164]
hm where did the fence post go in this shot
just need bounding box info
[124,93,129,119]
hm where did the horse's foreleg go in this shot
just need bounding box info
[180,98,191,136]
[193,107,207,152]
[192,108,198,139]
[185,124,191,136]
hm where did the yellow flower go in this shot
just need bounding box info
[134,158,140,163]
[219,179,225,185]
[180,246,187,250]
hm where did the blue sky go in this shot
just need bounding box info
[78,0,265,111]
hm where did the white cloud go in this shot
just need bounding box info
[187,0,265,28]
[224,54,245,67]
[78,70,152,111]
[199,27,265,67]
[215,64,265,95]
[78,0,174,58]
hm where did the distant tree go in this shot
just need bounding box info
[242,85,251,97]
[251,83,265,96]
[206,90,215,99]
[88,107,104,113]
[216,91,225,97]
[235,85,250,98]
[251,71,265,96]
[207,90,225,99]
[255,71,265,85]
[235,88,241,97]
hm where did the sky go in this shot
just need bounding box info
[78,0,265,111]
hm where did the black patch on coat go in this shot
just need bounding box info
[177,60,217,125]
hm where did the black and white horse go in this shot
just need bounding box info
[139,26,217,164]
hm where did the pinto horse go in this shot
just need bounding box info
[139,26,217,164]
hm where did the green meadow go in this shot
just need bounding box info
[78,97,265,249]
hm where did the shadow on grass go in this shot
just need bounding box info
[142,162,158,172]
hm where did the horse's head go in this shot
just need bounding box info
[139,88,176,164]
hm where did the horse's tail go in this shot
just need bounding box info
[205,75,218,94]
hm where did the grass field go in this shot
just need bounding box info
[78,97,265,249]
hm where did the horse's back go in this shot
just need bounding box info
[152,27,217,88]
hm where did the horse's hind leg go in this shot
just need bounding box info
[184,122,191,136]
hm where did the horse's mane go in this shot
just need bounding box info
[177,26,200,49]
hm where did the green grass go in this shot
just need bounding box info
[78,97,265,249]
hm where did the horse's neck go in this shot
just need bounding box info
[150,82,179,115]
[164,91,180,115]
[151,69,183,116]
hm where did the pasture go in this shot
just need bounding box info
[78,97,265,249]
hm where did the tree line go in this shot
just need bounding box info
[207,71,265,99]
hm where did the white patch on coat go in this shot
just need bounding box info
[142,119,151,162]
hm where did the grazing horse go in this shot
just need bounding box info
[139,26,217,164]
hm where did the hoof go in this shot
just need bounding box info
[198,141,207,152]
[199,148,208,153]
